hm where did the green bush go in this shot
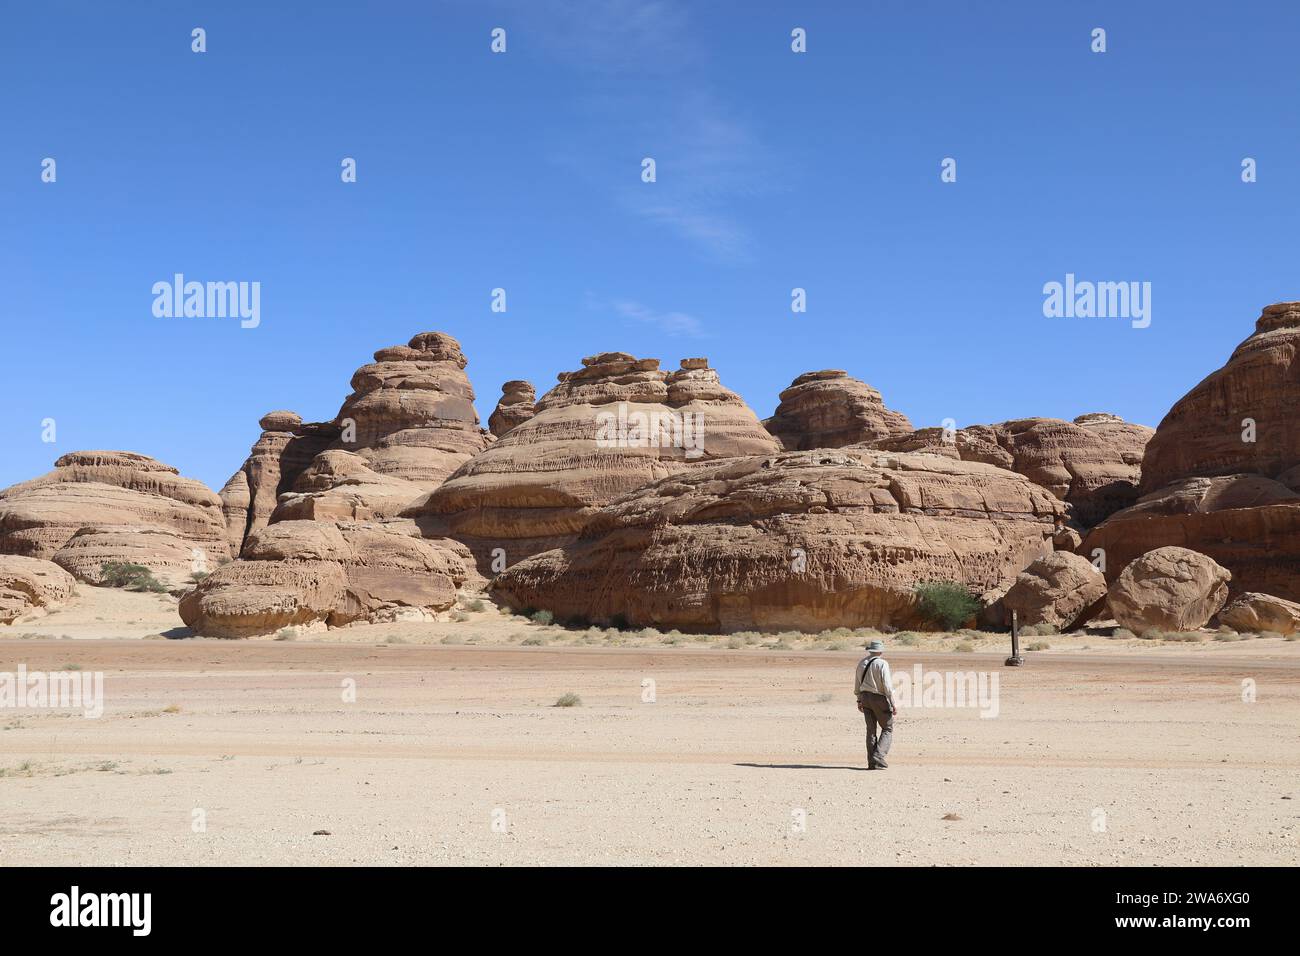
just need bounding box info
[530,610,554,626]
[914,581,981,630]
[100,562,167,593]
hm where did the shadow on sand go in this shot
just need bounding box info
[734,762,867,772]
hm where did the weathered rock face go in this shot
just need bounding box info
[270,450,426,525]
[1217,592,1300,635]
[1141,302,1300,492]
[873,415,1152,528]
[0,555,76,624]
[1002,551,1107,630]
[765,370,912,450]
[1084,475,1300,600]
[52,525,213,588]
[488,380,536,437]
[219,333,494,551]
[333,331,492,484]
[0,452,230,580]
[1086,304,1300,601]
[404,353,781,571]
[491,448,1067,632]
[178,519,475,638]
[218,411,338,553]
[1106,546,1231,633]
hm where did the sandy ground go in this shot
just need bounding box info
[1,588,1299,866]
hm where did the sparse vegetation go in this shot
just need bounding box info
[1026,641,1050,651]
[99,562,167,593]
[952,641,974,653]
[915,581,981,630]
[895,632,920,646]
[450,610,471,623]
[554,692,582,707]
[1111,628,1136,640]
[530,610,554,626]
[521,636,547,646]
[465,598,487,612]
[275,627,298,641]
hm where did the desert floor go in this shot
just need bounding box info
[1,588,1298,866]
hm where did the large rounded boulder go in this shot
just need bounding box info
[1106,546,1231,633]
[1003,551,1107,630]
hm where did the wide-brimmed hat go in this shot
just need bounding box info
[866,640,885,654]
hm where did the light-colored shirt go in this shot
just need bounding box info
[855,655,895,706]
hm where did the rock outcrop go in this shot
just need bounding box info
[765,370,912,450]
[219,333,494,552]
[1002,551,1107,630]
[1106,546,1231,633]
[1085,303,1300,601]
[178,519,475,638]
[0,555,76,624]
[1140,302,1300,492]
[0,452,230,582]
[404,353,781,571]
[491,448,1067,632]
[1217,592,1300,636]
[488,380,536,437]
[873,414,1152,527]
[218,411,337,553]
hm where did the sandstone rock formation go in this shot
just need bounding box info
[0,452,230,583]
[1140,302,1300,492]
[1002,551,1107,630]
[873,414,1152,528]
[219,333,493,552]
[491,448,1067,632]
[488,380,536,437]
[178,519,476,638]
[218,411,337,553]
[1106,546,1231,634]
[0,555,76,624]
[405,353,781,571]
[1217,592,1300,636]
[1085,303,1300,601]
[765,370,912,450]
[52,525,213,587]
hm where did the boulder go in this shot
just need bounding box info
[1002,551,1107,630]
[1217,592,1300,636]
[178,519,475,638]
[765,370,913,450]
[491,448,1067,632]
[404,354,781,572]
[1106,546,1231,634]
[0,555,76,624]
[488,380,536,437]
[0,452,231,577]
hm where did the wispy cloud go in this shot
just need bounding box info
[519,0,778,263]
[585,293,708,338]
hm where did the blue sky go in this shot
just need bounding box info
[3,0,1299,490]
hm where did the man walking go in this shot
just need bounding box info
[855,639,897,770]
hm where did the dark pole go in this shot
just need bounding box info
[1006,609,1024,667]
